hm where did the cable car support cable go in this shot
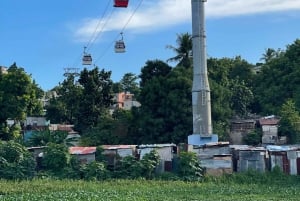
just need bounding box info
[94,0,144,63]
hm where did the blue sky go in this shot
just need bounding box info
[1,0,300,91]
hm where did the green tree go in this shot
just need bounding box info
[279,99,300,144]
[254,39,300,115]
[80,115,120,146]
[140,150,160,179]
[76,67,113,133]
[260,48,282,63]
[0,141,36,179]
[81,161,108,180]
[166,32,192,68]
[0,63,43,140]
[176,151,203,180]
[208,58,233,140]
[133,60,192,144]
[120,73,140,96]
[230,79,254,117]
[42,143,69,171]
[27,129,68,146]
[243,129,262,146]
[46,75,82,124]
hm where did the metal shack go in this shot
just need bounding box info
[259,116,280,145]
[230,119,257,145]
[137,144,177,173]
[69,146,96,164]
[189,142,232,176]
[266,145,300,175]
[102,145,136,169]
[230,145,268,173]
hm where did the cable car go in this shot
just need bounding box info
[82,47,92,65]
[115,40,126,53]
[114,0,129,8]
[82,54,92,65]
[115,33,126,53]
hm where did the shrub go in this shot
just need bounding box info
[176,151,203,180]
[42,143,69,171]
[116,155,143,179]
[140,150,160,179]
[81,161,108,180]
[0,141,36,179]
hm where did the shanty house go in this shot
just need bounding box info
[267,145,300,175]
[137,144,177,173]
[230,145,268,173]
[259,116,280,145]
[189,142,232,176]
[69,146,96,164]
[102,145,136,169]
[230,119,257,145]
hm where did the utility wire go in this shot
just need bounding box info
[72,0,114,68]
[94,0,144,64]
[86,0,113,51]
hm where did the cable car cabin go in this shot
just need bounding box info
[82,54,92,65]
[114,0,129,8]
[115,40,126,53]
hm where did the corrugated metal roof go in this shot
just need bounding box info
[230,119,256,124]
[259,118,280,125]
[230,145,266,151]
[138,144,176,148]
[266,145,298,151]
[102,145,136,150]
[69,147,96,155]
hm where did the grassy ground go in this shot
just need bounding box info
[0,172,300,201]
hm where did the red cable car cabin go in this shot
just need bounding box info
[114,0,129,8]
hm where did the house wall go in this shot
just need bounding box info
[262,125,278,144]
[75,154,95,164]
[230,121,256,145]
[25,117,48,126]
[139,146,174,173]
[117,148,134,157]
[229,131,245,145]
[189,144,232,176]
[269,150,299,175]
[201,155,233,176]
[237,150,267,173]
[190,146,231,156]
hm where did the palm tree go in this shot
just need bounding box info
[260,48,277,63]
[166,32,192,68]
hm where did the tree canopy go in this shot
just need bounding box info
[0,63,43,140]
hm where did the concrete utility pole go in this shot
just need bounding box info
[189,0,218,145]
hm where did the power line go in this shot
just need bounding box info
[94,0,144,64]
[72,0,114,68]
[86,0,114,51]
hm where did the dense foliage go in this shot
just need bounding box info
[0,63,43,140]
[0,141,35,179]
[1,171,300,200]
[2,35,300,145]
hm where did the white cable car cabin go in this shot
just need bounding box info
[115,40,126,53]
[82,54,92,65]
[114,0,129,8]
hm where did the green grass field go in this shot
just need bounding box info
[1,172,300,201]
